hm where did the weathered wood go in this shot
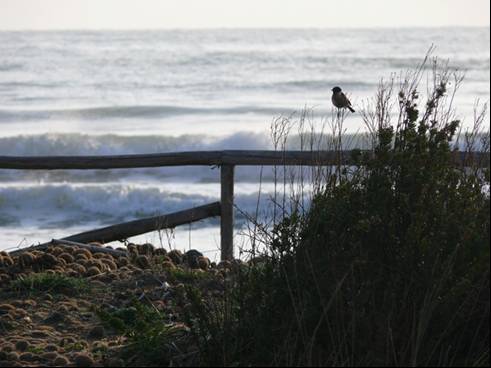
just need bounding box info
[0,150,487,170]
[0,150,350,170]
[220,165,235,261]
[60,202,220,244]
[10,238,127,257]
[9,202,221,256]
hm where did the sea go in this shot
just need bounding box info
[0,28,489,259]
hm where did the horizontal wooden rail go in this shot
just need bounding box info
[60,201,220,244]
[0,150,347,169]
[0,150,487,170]
[9,202,221,256]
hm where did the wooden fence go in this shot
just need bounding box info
[0,150,487,260]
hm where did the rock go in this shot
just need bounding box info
[73,353,95,367]
[39,253,58,268]
[58,253,75,264]
[1,344,14,353]
[135,255,150,269]
[59,336,77,347]
[40,351,58,360]
[91,253,106,260]
[14,340,28,352]
[87,326,105,339]
[162,261,176,270]
[185,249,203,259]
[137,243,155,255]
[85,266,101,277]
[74,248,91,256]
[43,344,58,352]
[44,311,65,324]
[154,248,167,256]
[53,355,70,366]
[6,351,19,361]
[117,257,129,267]
[23,299,37,307]
[168,250,183,265]
[101,259,118,271]
[184,250,204,268]
[18,253,36,268]
[18,352,36,362]
[30,330,50,338]
[12,308,28,319]
[68,263,87,276]
[0,255,14,267]
[75,254,89,263]
[126,243,138,255]
[47,246,63,256]
[198,256,210,270]
[0,304,15,313]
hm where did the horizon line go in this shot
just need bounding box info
[0,25,489,32]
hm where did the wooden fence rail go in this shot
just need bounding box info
[0,150,351,169]
[0,150,488,260]
[9,203,221,257]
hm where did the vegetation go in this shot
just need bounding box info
[10,272,89,295]
[166,267,212,284]
[96,301,190,366]
[180,55,490,366]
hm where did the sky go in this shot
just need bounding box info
[0,0,490,30]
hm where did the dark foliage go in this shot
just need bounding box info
[183,59,490,366]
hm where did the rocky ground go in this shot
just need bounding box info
[0,243,236,367]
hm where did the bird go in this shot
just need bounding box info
[331,86,355,113]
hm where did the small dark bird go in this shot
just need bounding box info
[331,86,355,113]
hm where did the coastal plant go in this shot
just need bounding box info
[182,53,490,367]
[10,272,90,295]
[96,301,190,366]
[165,267,212,284]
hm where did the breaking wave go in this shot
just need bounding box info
[0,183,272,227]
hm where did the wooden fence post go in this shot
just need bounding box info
[220,164,235,260]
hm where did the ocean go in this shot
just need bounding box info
[0,28,489,258]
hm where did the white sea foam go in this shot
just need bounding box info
[0,182,281,227]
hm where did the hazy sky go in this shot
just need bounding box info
[0,0,489,30]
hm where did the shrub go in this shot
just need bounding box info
[183,55,490,366]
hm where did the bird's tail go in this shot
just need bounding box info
[348,106,355,113]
